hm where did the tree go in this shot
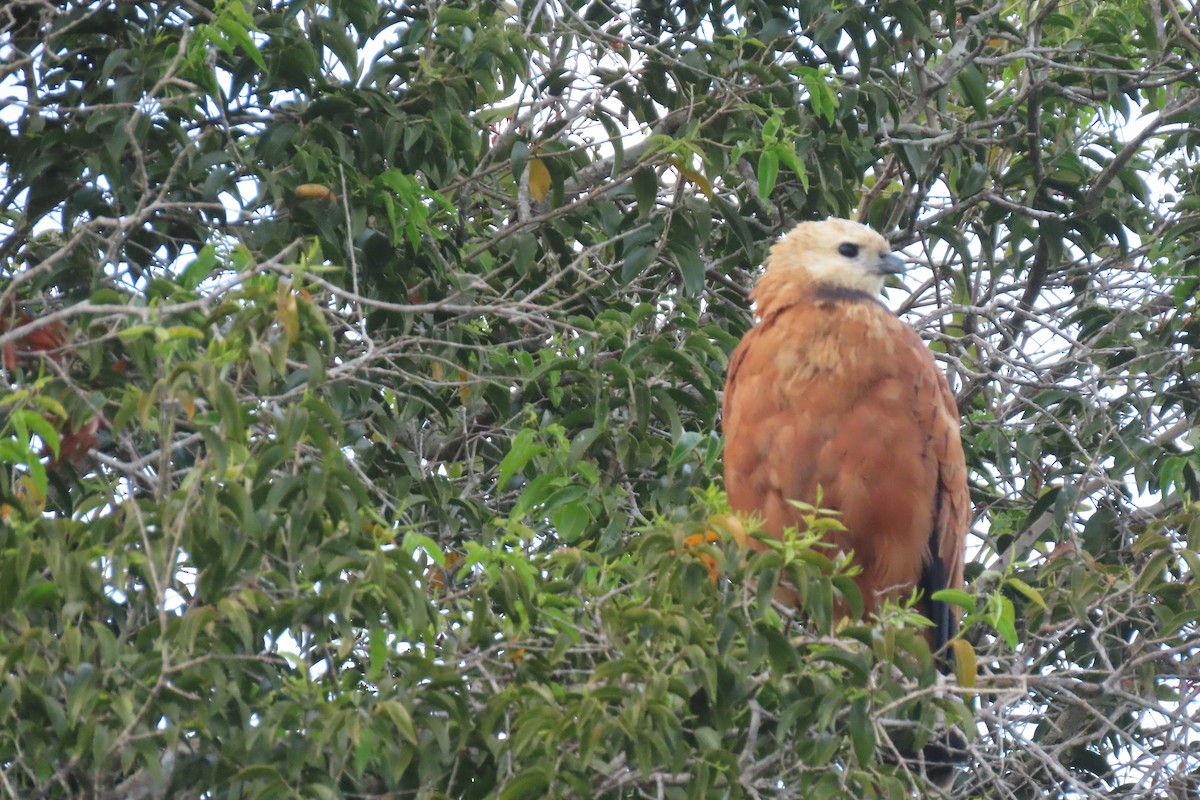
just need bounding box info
[2,0,1199,797]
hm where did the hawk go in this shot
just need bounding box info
[723,218,969,650]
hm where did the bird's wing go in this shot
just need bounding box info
[926,355,970,648]
[723,306,833,540]
[933,367,969,594]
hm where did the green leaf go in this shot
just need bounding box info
[848,698,876,765]
[212,379,244,444]
[812,645,870,681]
[11,409,61,461]
[498,428,543,490]
[21,581,63,608]
[437,6,477,25]
[230,764,286,786]
[757,149,779,202]
[368,627,388,682]
[378,699,419,746]
[404,532,446,568]
[551,503,589,542]
[215,16,266,71]
[956,64,988,113]
[632,167,658,213]
[621,244,656,283]
[668,430,703,470]
[511,140,530,181]
[1005,576,1047,610]
[500,769,550,800]
[931,588,976,613]
[774,145,810,191]
[989,595,1019,649]
[180,246,218,290]
[164,325,205,340]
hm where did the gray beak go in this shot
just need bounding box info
[878,252,906,274]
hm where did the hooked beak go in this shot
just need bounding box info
[878,252,907,275]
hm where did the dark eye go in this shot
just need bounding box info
[837,243,860,258]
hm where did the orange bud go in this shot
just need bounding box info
[295,183,336,202]
[682,531,721,583]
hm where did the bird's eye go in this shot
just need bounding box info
[837,243,860,258]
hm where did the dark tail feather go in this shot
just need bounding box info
[917,523,958,667]
[912,727,968,790]
[908,540,969,788]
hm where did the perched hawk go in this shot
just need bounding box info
[723,218,969,650]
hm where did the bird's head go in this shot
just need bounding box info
[764,218,905,295]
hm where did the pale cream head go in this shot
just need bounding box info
[764,218,905,295]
